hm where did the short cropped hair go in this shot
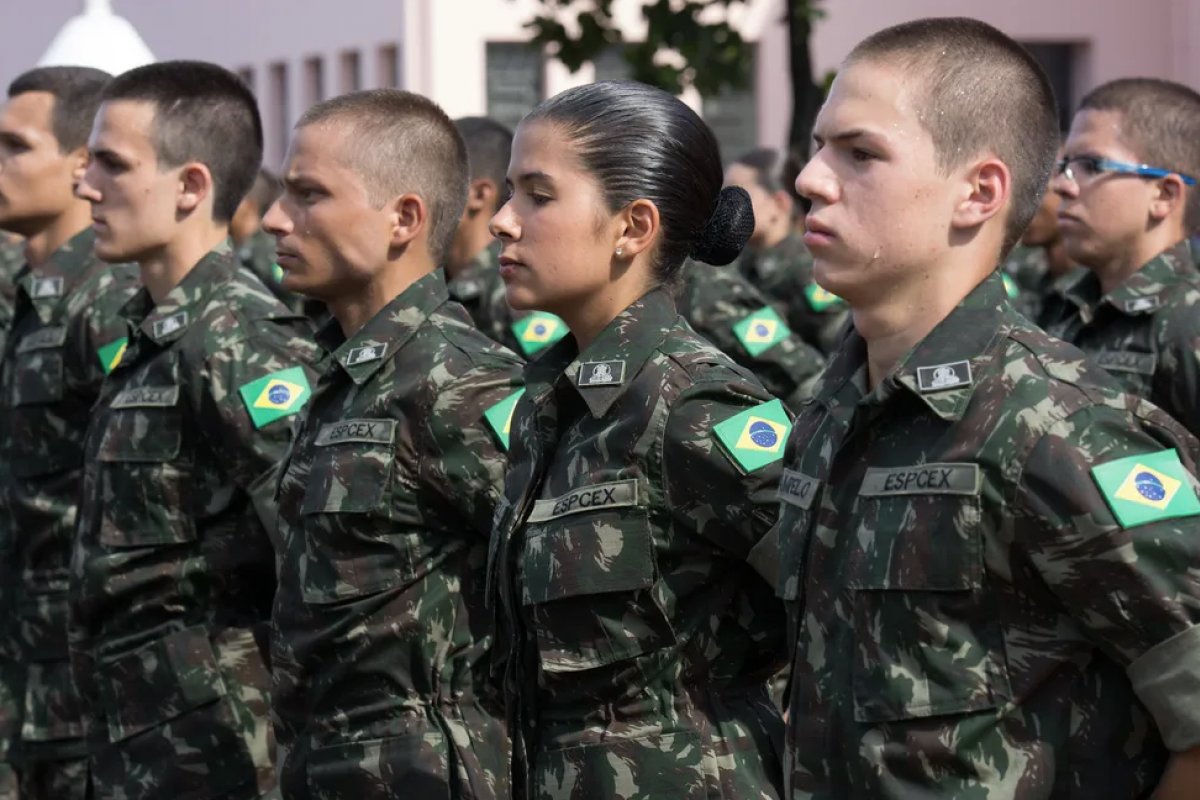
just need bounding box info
[849,17,1060,257]
[732,148,786,194]
[455,116,513,207]
[299,90,468,265]
[1080,78,1200,231]
[7,66,111,152]
[102,61,263,223]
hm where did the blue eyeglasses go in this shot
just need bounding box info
[1056,155,1198,187]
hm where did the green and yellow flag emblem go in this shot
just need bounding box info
[733,306,790,357]
[804,282,844,312]
[484,388,525,451]
[271,263,286,284]
[1091,449,1200,528]
[512,312,567,357]
[1002,273,1020,299]
[237,366,312,429]
[713,398,792,473]
[96,337,128,375]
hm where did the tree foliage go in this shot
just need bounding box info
[523,0,826,151]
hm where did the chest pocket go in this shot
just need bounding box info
[11,327,66,407]
[9,328,79,478]
[96,385,195,547]
[519,479,675,673]
[299,419,419,604]
[848,462,1010,724]
[775,468,820,602]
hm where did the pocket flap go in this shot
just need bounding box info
[98,626,226,743]
[522,512,654,605]
[302,440,393,515]
[97,409,182,463]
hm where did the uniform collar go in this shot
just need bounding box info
[1065,239,1197,318]
[526,287,677,419]
[320,270,450,386]
[816,271,1009,423]
[120,242,239,347]
[17,227,103,322]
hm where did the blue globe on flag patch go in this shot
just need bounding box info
[754,323,770,338]
[748,420,778,449]
[1135,471,1167,501]
[533,323,547,336]
[268,384,292,405]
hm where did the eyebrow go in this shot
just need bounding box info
[89,147,126,165]
[282,174,325,193]
[812,128,880,146]
[506,170,554,188]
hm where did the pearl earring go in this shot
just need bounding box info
[615,247,624,257]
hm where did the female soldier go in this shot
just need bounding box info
[487,81,788,800]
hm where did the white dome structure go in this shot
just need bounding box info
[37,0,155,76]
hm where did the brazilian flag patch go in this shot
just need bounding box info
[483,388,526,451]
[237,366,312,429]
[512,312,567,357]
[734,306,790,357]
[804,282,844,312]
[271,263,286,284]
[96,336,128,375]
[1002,273,1020,299]
[713,398,792,473]
[1091,449,1200,528]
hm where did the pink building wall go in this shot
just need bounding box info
[1,0,1196,165]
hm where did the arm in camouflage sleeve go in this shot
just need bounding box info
[421,357,524,538]
[192,318,321,546]
[662,377,787,561]
[1018,405,1200,751]
[1157,316,1200,438]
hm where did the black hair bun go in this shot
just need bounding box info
[688,185,755,266]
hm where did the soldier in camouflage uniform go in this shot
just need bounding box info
[0,66,138,800]
[489,81,787,800]
[265,90,521,800]
[677,259,824,410]
[725,149,848,356]
[447,117,565,360]
[70,62,321,800]
[780,19,1200,798]
[1001,168,1084,322]
[1041,79,1200,438]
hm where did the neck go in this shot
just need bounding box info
[855,261,983,390]
[752,221,791,252]
[560,274,651,353]
[1094,226,1186,296]
[445,219,494,280]
[140,220,229,304]
[330,258,432,339]
[23,202,94,267]
[1043,237,1072,277]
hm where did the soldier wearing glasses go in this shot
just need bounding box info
[1042,79,1200,436]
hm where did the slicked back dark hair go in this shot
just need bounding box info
[849,17,1060,257]
[732,147,785,194]
[102,60,263,222]
[456,116,513,210]
[1080,78,1200,232]
[299,89,468,265]
[7,66,111,152]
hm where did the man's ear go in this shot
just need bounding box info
[951,157,1010,231]
[177,162,214,215]
[1148,175,1188,224]
[465,178,498,215]
[388,192,427,249]
[68,146,89,185]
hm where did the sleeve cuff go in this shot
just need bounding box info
[1128,623,1200,751]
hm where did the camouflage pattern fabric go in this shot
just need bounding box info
[68,244,322,800]
[0,228,139,796]
[488,288,788,800]
[735,233,849,356]
[1000,244,1048,320]
[677,260,824,411]
[1042,240,1200,438]
[272,271,521,800]
[0,236,24,354]
[776,271,1200,798]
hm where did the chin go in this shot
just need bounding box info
[503,283,542,312]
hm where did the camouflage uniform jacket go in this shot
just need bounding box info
[776,271,1200,798]
[0,238,23,354]
[1041,240,1200,437]
[488,288,789,800]
[736,233,849,356]
[0,229,139,768]
[271,271,522,800]
[678,260,824,411]
[448,244,566,360]
[68,245,322,800]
